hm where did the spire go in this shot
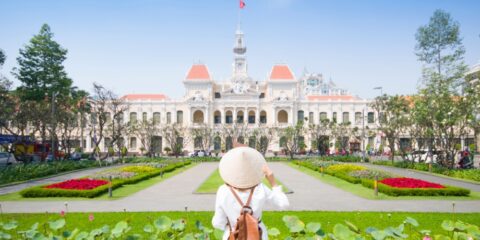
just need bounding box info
[232,25,248,79]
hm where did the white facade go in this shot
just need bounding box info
[84,27,380,155]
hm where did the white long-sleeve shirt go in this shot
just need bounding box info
[212,183,290,240]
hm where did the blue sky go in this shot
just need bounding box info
[1,0,479,99]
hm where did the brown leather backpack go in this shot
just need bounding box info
[227,185,262,240]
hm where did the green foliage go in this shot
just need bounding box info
[0,160,101,186]
[295,160,470,197]
[20,161,191,198]
[13,24,72,101]
[1,214,476,240]
[373,160,480,183]
[361,179,470,197]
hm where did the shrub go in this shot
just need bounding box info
[121,165,157,173]
[361,180,470,196]
[348,169,394,180]
[20,161,191,198]
[326,164,366,173]
[0,160,101,185]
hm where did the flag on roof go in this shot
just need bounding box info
[240,0,245,9]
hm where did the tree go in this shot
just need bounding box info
[191,124,213,152]
[308,119,331,155]
[131,118,160,157]
[13,24,72,102]
[249,127,276,156]
[12,24,77,159]
[162,123,189,158]
[414,9,469,167]
[279,122,304,160]
[371,95,410,162]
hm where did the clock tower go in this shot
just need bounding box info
[232,26,248,79]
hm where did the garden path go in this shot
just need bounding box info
[0,164,127,195]
[353,163,480,192]
[1,162,479,213]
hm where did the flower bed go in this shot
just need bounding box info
[20,160,191,198]
[45,179,109,190]
[380,177,445,189]
[294,160,470,196]
[373,160,480,183]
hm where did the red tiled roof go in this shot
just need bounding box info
[307,95,356,101]
[270,65,294,80]
[186,64,211,80]
[122,94,169,101]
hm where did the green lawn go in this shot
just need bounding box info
[2,211,479,239]
[195,169,292,194]
[0,163,196,201]
[288,162,480,200]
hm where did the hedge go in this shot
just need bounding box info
[361,179,470,197]
[294,160,471,197]
[20,161,191,198]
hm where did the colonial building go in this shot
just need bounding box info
[86,27,380,155]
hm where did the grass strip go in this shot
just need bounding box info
[195,168,291,194]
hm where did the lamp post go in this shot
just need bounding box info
[373,86,383,96]
[51,92,58,161]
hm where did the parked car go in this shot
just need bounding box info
[0,152,17,165]
[69,152,82,161]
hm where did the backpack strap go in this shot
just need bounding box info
[228,185,256,207]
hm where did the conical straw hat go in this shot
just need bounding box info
[219,147,266,189]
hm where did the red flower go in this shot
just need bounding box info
[60,210,65,217]
[89,214,94,222]
[45,179,109,190]
[380,177,445,189]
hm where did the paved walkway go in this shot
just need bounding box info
[354,163,480,192]
[1,163,479,213]
[0,164,127,195]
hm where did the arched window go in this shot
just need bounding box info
[237,136,245,144]
[177,111,183,124]
[319,112,327,121]
[226,136,233,150]
[167,112,171,124]
[225,111,233,124]
[130,137,137,149]
[193,110,204,124]
[297,110,304,123]
[355,112,362,124]
[367,112,374,123]
[260,111,267,124]
[214,111,221,124]
[342,112,350,123]
[214,136,221,150]
[279,136,287,148]
[153,112,161,125]
[130,112,137,124]
[142,112,147,123]
[237,110,244,123]
[248,110,255,124]
[249,136,256,148]
[278,110,288,123]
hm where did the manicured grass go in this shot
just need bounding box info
[195,169,291,194]
[0,163,196,201]
[288,162,480,200]
[2,211,479,239]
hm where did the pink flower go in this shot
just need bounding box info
[88,214,94,222]
[423,236,432,240]
[60,210,65,217]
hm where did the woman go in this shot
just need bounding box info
[212,146,289,240]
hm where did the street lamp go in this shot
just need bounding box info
[50,92,58,161]
[373,86,383,96]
